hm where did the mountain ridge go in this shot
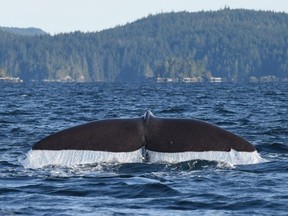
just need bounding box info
[0,26,47,36]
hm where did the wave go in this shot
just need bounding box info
[257,143,288,153]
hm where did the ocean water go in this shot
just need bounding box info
[0,82,287,215]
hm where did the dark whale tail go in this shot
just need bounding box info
[24,111,265,168]
[144,111,255,152]
[32,117,146,152]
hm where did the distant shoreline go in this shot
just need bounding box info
[1,9,288,83]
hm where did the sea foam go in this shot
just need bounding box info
[147,149,267,165]
[23,148,267,169]
[23,149,144,169]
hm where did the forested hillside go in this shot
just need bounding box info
[1,9,288,82]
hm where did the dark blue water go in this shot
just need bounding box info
[0,82,287,215]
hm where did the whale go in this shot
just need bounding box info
[24,111,265,168]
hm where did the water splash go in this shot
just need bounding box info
[22,148,267,169]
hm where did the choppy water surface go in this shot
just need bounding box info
[0,82,287,215]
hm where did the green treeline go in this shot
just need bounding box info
[0,9,288,82]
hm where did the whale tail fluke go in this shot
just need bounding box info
[145,114,255,152]
[33,118,146,152]
[28,111,264,167]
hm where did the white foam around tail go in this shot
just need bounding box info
[23,149,144,169]
[23,148,267,169]
[147,149,267,165]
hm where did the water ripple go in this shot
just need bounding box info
[0,82,287,215]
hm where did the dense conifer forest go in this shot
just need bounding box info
[0,9,288,82]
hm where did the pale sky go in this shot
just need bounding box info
[1,0,288,34]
